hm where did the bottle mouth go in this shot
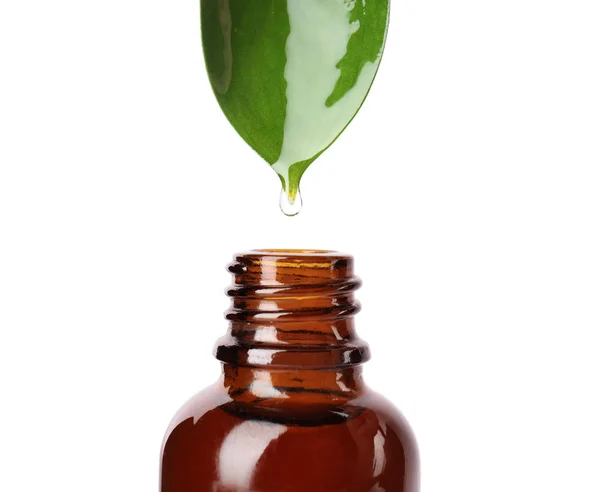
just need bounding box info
[241,249,351,265]
[228,250,355,286]
[251,249,339,255]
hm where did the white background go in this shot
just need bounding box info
[1,0,599,490]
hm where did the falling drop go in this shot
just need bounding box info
[279,188,303,216]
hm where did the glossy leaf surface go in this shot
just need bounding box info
[201,0,390,203]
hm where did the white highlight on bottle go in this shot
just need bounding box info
[218,420,287,490]
[249,369,289,399]
[247,349,281,366]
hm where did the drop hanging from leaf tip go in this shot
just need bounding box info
[279,186,303,217]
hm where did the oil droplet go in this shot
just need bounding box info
[279,188,303,217]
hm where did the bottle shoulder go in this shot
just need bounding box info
[165,385,413,432]
[352,388,420,466]
[161,383,229,444]
[161,386,419,492]
[353,388,418,438]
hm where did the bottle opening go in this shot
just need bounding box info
[228,250,356,286]
[253,249,336,255]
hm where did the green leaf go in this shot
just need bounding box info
[201,0,390,202]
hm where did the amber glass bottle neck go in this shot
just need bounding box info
[220,365,367,404]
[214,249,370,371]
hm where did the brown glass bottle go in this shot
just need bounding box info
[160,250,419,492]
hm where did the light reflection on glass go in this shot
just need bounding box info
[253,326,280,343]
[373,423,387,478]
[217,420,287,490]
[249,369,289,399]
